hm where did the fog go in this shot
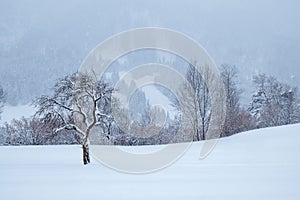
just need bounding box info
[1,0,299,105]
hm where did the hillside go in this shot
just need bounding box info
[1,124,300,200]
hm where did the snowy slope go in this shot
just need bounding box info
[0,105,36,125]
[1,124,300,200]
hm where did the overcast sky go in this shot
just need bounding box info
[1,0,300,105]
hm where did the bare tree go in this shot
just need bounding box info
[220,64,245,136]
[280,87,300,124]
[178,62,211,141]
[34,73,113,164]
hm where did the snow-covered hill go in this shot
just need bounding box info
[1,1,300,106]
[0,104,36,125]
[1,124,300,200]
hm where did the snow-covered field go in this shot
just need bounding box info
[1,124,300,200]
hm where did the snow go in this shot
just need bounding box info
[0,104,36,125]
[1,124,300,200]
[141,84,177,119]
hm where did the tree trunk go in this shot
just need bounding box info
[196,128,200,141]
[82,142,90,165]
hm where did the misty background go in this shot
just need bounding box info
[1,0,300,106]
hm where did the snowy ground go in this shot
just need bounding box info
[1,124,300,200]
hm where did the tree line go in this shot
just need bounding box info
[183,63,300,140]
[0,64,300,164]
